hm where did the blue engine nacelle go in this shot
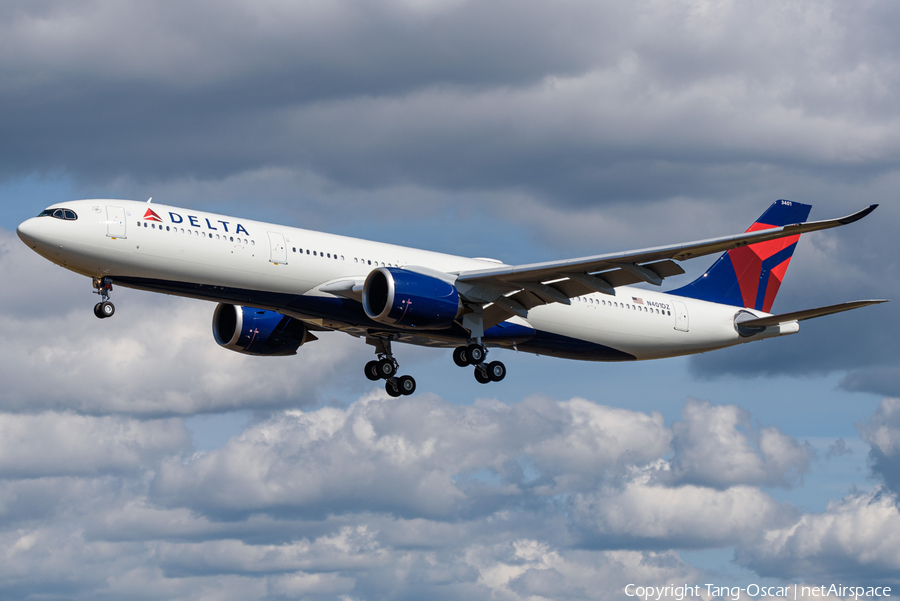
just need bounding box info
[362,267,462,329]
[212,304,316,356]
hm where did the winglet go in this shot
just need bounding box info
[837,204,878,225]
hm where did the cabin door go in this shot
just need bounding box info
[268,231,288,264]
[106,206,126,238]
[673,301,689,332]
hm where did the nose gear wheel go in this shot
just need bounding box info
[92,277,115,319]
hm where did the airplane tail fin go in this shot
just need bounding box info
[670,200,812,312]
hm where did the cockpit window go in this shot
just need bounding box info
[38,208,78,221]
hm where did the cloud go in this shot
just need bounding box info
[0,388,889,599]
[0,412,189,477]
[736,487,900,583]
[666,399,811,489]
[857,397,900,494]
[571,479,796,551]
[150,394,670,518]
[4,0,900,203]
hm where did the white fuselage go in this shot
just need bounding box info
[16,199,797,361]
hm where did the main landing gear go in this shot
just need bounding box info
[365,337,416,398]
[92,277,115,319]
[453,342,506,384]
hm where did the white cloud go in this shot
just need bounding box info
[737,488,900,581]
[667,400,812,489]
[0,412,189,477]
[150,394,670,517]
[571,479,796,550]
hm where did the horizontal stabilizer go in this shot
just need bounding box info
[738,299,889,328]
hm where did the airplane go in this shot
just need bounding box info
[16,198,886,396]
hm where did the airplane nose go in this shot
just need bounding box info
[16,217,43,248]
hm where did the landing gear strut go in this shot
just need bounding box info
[92,277,115,319]
[365,337,416,397]
[453,341,506,384]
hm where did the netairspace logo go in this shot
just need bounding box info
[624,583,893,600]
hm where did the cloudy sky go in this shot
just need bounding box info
[1,0,899,599]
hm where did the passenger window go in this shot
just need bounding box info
[313,251,317,256]
[327,253,331,258]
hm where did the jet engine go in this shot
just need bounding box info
[362,267,462,329]
[213,304,316,356]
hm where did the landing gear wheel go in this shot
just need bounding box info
[466,344,485,364]
[377,358,396,379]
[487,361,506,382]
[364,361,381,381]
[98,301,115,318]
[93,303,104,318]
[397,375,416,396]
[474,368,491,384]
[453,346,470,367]
[385,379,402,398]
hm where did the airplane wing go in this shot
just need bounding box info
[736,299,889,328]
[453,204,878,328]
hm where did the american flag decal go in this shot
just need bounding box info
[632,297,644,305]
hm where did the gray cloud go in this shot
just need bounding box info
[3,0,900,201]
[857,397,900,494]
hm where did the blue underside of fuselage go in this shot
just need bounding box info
[114,276,636,362]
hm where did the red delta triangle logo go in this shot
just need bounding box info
[143,208,163,222]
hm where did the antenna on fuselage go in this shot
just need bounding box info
[147,197,152,203]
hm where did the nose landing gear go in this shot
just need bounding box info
[365,337,416,397]
[453,341,506,384]
[92,277,115,319]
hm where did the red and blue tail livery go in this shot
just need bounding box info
[671,200,812,312]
